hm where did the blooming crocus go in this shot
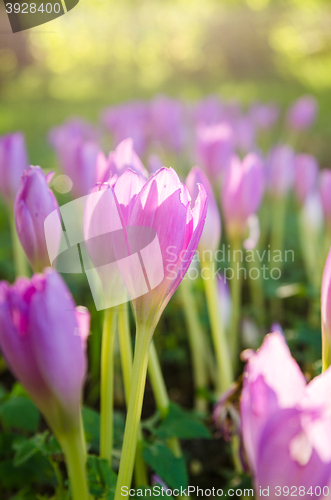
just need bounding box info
[56,138,109,198]
[221,154,265,240]
[14,167,61,272]
[108,138,148,181]
[319,170,331,230]
[294,154,319,205]
[241,331,331,496]
[196,123,234,182]
[286,95,318,130]
[266,144,295,197]
[186,166,221,253]
[0,269,90,499]
[0,132,29,204]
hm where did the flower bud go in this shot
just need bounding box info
[286,95,317,130]
[0,132,29,204]
[294,154,318,204]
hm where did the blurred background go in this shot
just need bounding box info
[1,0,331,167]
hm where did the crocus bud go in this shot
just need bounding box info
[0,269,89,433]
[196,123,234,182]
[217,275,231,330]
[267,144,295,197]
[221,154,265,240]
[294,154,319,204]
[286,95,318,130]
[0,132,29,204]
[194,95,223,126]
[319,170,331,230]
[14,167,61,272]
[249,102,279,130]
[186,166,221,253]
[241,332,331,495]
[108,138,148,180]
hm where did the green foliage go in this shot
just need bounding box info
[143,442,188,490]
[0,396,40,432]
[87,455,117,499]
[154,403,211,441]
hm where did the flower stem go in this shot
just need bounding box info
[228,236,243,365]
[148,340,181,458]
[201,259,233,393]
[247,256,265,326]
[270,195,287,320]
[179,278,209,412]
[114,325,151,499]
[117,304,148,487]
[59,418,89,500]
[10,212,28,277]
[100,307,118,463]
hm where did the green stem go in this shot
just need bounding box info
[100,307,118,463]
[179,278,209,412]
[58,419,89,500]
[229,236,243,364]
[118,304,148,487]
[270,195,287,320]
[10,213,28,277]
[114,325,151,499]
[247,256,265,326]
[201,259,233,393]
[148,340,181,458]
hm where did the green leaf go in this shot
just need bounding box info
[0,397,40,432]
[142,442,188,490]
[12,432,61,466]
[87,455,117,499]
[82,406,100,452]
[155,403,211,440]
[12,438,38,466]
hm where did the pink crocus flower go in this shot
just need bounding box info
[0,132,29,204]
[319,170,331,230]
[321,248,331,370]
[266,145,295,197]
[49,118,98,150]
[294,154,319,204]
[241,331,331,497]
[286,95,318,131]
[84,167,207,334]
[196,123,235,182]
[107,138,148,181]
[249,102,279,130]
[186,166,221,253]
[193,95,223,126]
[0,269,89,432]
[221,154,265,240]
[149,95,185,153]
[14,167,61,272]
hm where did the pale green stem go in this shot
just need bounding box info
[10,213,28,277]
[117,304,148,487]
[247,257,265,326]
[114,325,151,499]
[201,259,233,393]
[270,195,287,320]
[229,235,243,364]
[58,418,90,500]
[100,307,118,463]
[179,278,209,412]
[148,340,181,458]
